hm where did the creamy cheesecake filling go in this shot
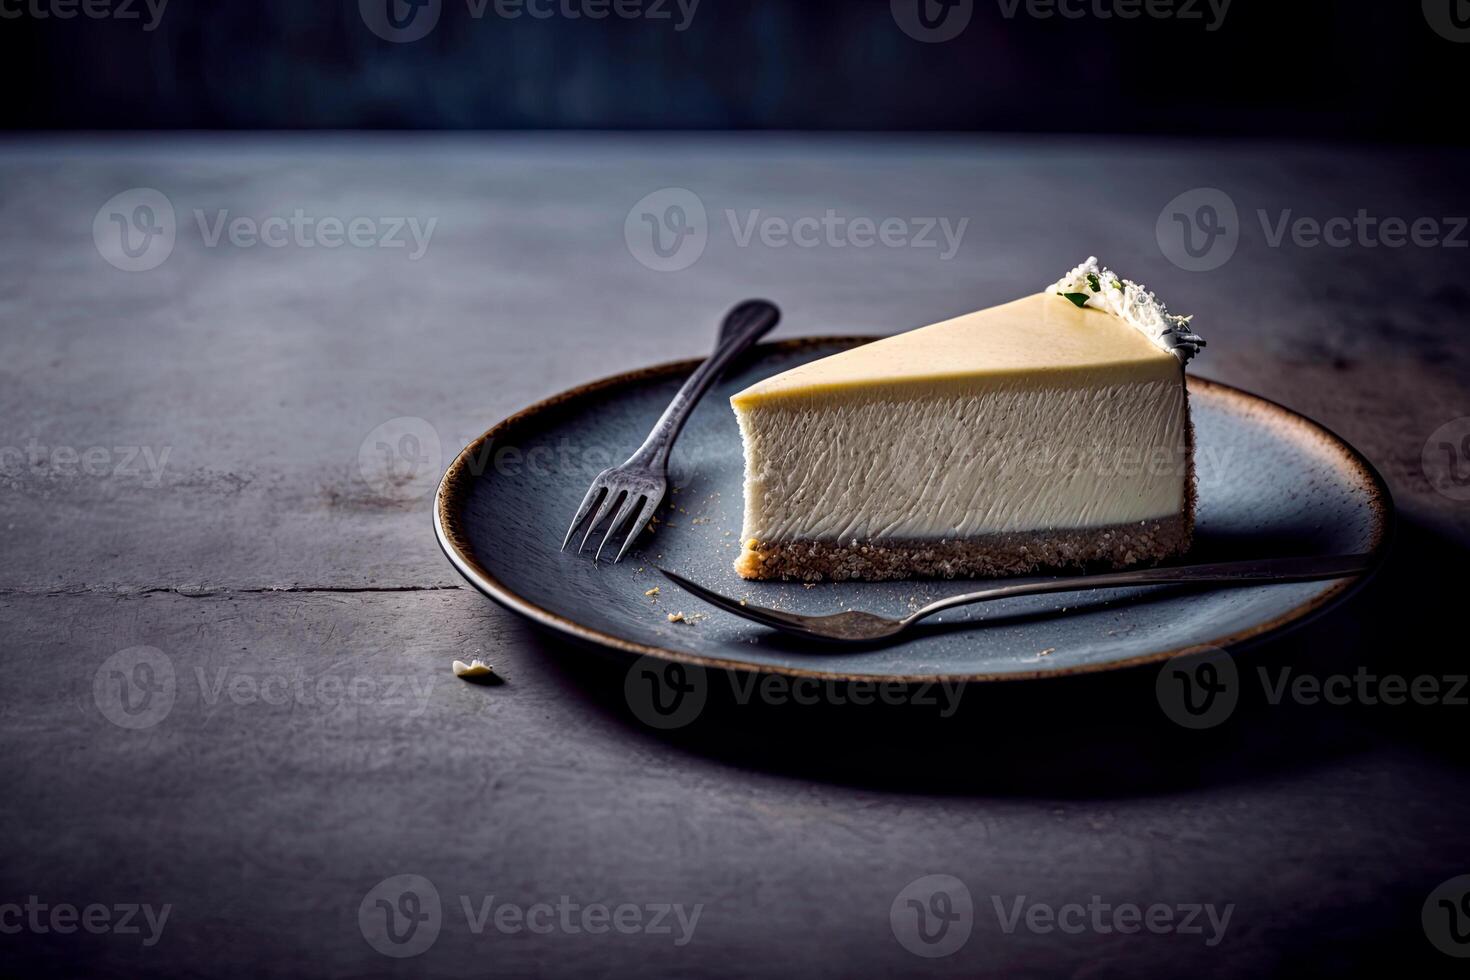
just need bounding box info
[735,377,1189,545]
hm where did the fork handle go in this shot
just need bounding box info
[633,300,781,468]
[903,553,1377,626]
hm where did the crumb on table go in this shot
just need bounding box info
[452,659,495,679]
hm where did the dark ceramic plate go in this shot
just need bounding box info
[435,339,1390,682]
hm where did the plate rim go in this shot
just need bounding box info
[434,336,1393,683]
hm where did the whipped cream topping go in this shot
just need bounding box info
[1049,257,1205,363]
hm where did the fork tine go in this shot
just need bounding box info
[562,482,605,551]
[596,493,644,563]
[612,493,661,564]
[579,488,625,554]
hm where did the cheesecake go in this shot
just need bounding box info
[731,258,1205,581]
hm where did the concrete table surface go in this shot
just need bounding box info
[1,134,1468,977]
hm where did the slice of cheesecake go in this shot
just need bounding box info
[731,258,1206,581]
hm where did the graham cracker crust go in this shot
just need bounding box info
[734,513,1194,582]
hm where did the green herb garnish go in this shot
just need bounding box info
[1111,279,1124,291]
[1086,273,1101,293]
[1060,292,1090,309]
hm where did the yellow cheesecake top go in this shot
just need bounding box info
[731,293,1182,409]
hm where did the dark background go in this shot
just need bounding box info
[2,0,1463,141]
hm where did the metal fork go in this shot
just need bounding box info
[562,299,781,563]
[658,553,1376,644]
